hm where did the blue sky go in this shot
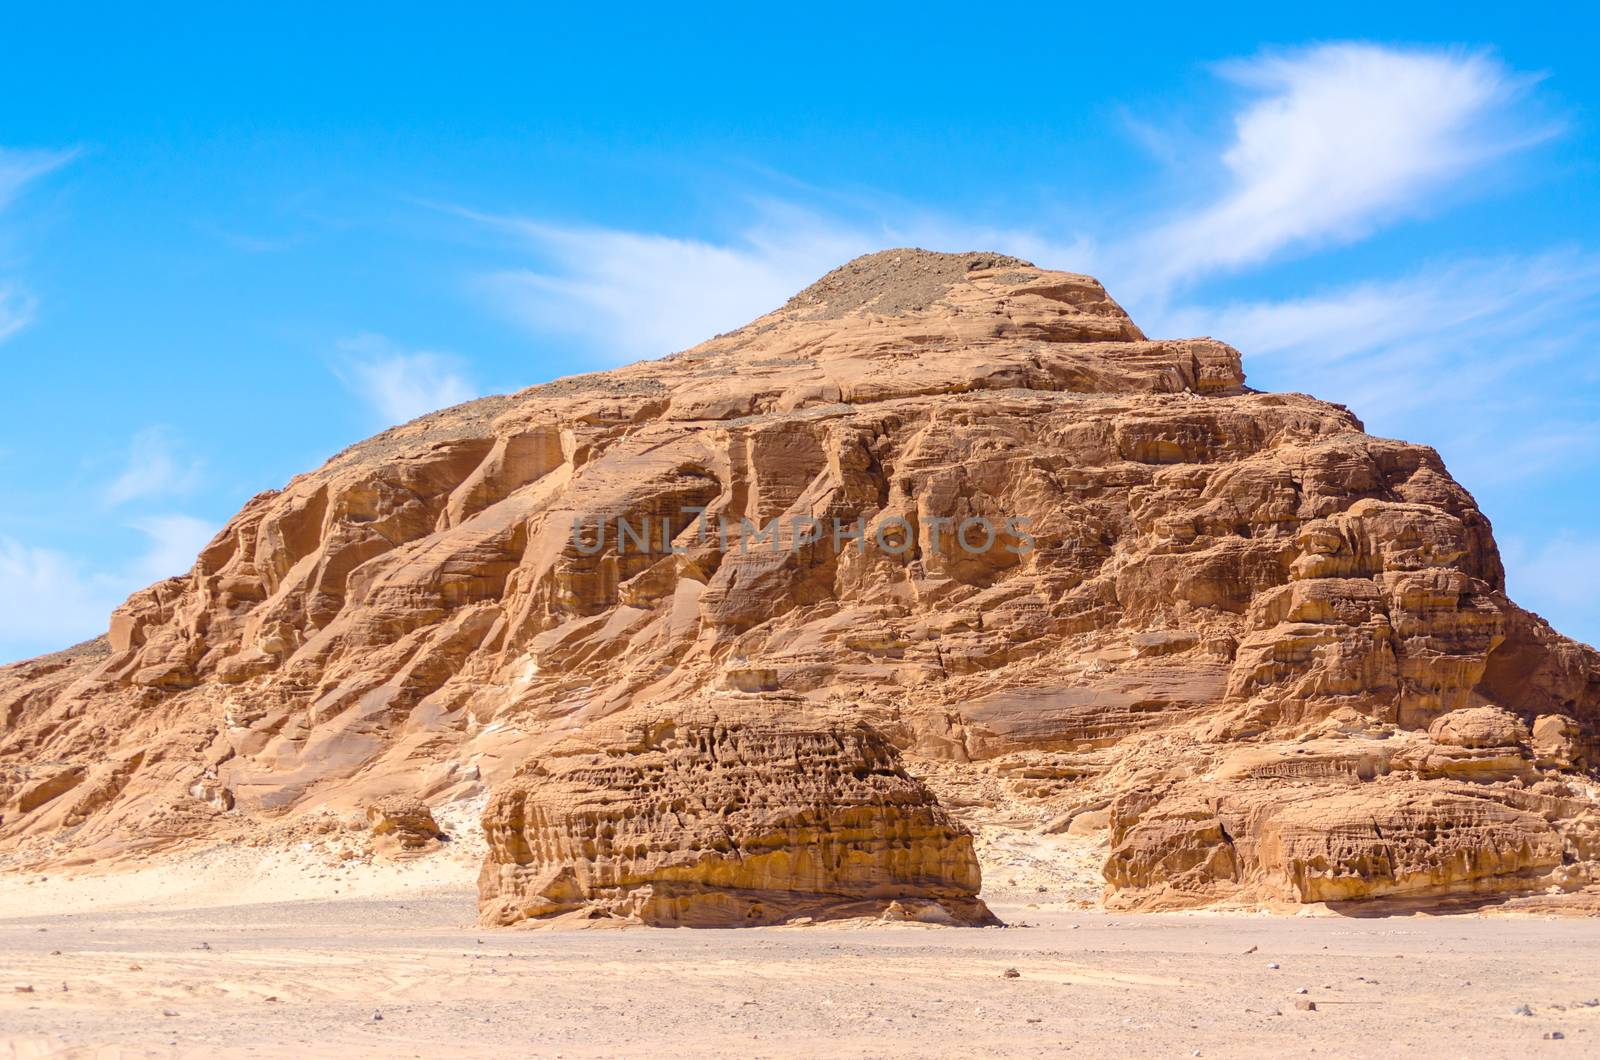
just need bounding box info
[2,4,1598,661]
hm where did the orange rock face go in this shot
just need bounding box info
[1,249,1597,918]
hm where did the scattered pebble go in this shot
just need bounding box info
[1002,968,1021,979]
[14,985,33,994]
[1295,987,1308,995]
[1513,1004,1534,1017]
[1295,1000,1317,1012]
[1243,945,1258,954]
[162,1010,178,1018]
[1544,1031,1565,1041]
[1267,962,1280,970]
[372,1010,384,1021]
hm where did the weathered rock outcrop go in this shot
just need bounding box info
[479,705,993,926]
[365,794,445,856]
[1099,720,1596,910]
[1,248,1597,919]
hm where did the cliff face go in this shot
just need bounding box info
[2,249,1598,921]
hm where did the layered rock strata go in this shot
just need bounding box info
[479,706,993,925]
[1,248,1596,919]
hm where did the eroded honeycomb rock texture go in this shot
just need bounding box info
[479,708,993,925]
[2,248,1597,918]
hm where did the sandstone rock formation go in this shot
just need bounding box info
[365,794,445,856]
[1,248,1597,919]
[479,705,993,926]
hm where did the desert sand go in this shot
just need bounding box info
[2,831,1597,1059]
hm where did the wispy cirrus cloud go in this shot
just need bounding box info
[460,44,1553,358]
[103,426,205,506]
[0,146,75,346]
[470,205,872,360]
[127,514,218,583]
[1146,254,1600,557]
[465,200,1097,362]
[0,282,36,343]
[0,147,74,212]
[0,536,120,656]
[0,149,227,662]
[1151,252,1600,426]
[2,427,218,659]
[0,514,218,662]
[1126,45,1553,295]
[334,333,479,425]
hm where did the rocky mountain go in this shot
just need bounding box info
[2,249,1597,923]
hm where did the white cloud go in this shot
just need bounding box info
[1150,252,1600,434]
[473,206,872,360]
[1130,44,1550,292]
[451,46,1551,358]
[0,537,123,657]
[335,333,479,425]
[0,514,219,663]
[128,514,218,582]
[103,426,204,506]
[0,147,74,213]
[0,282,35,343]
[0,147,74,346]
[466,201,1097,362]
[452,44,1553,351]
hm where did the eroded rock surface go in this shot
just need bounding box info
[1,248,1597,919]
[479,705,993,926]
[365,794,445,856]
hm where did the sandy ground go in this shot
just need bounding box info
[1,824,1597,1059]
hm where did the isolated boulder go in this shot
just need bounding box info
[365,795,444,854]
[479,707,994,926]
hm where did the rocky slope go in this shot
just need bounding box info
[2,249,1597,922]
